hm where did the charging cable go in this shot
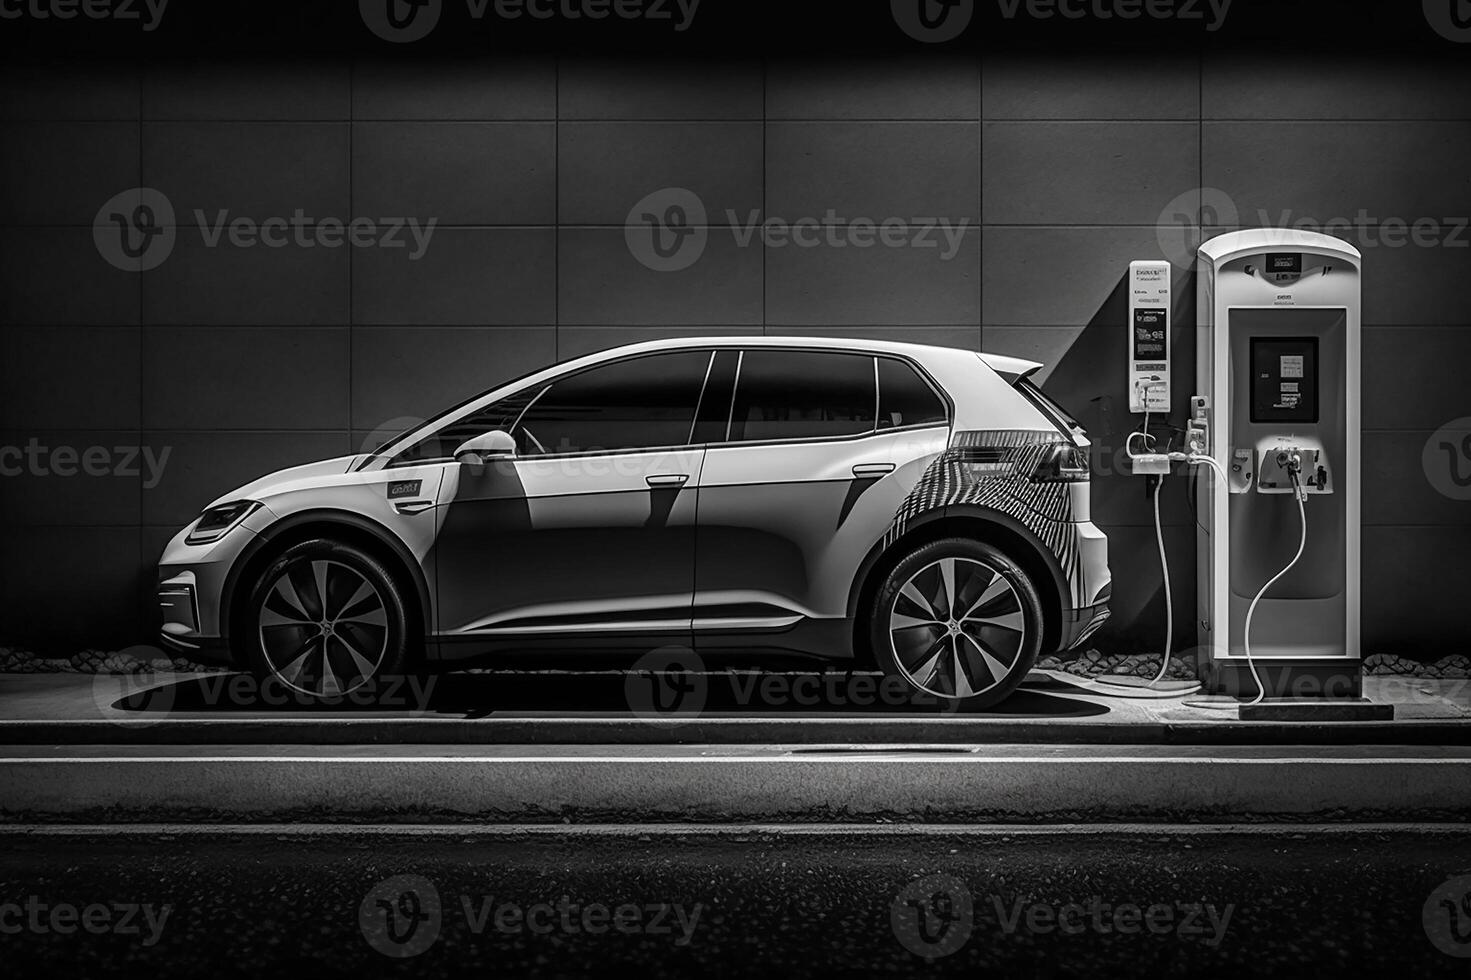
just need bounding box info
[1239,460,1309,704]
[1097,379,1224,694]
[1137,451,1224,689]
[1148,471,1174,685]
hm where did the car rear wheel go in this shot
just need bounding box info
[871,538,1043,707]
[243,539,410,701]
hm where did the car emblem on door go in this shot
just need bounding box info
[387,480,422,500]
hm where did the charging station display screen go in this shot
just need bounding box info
[1132,309,1167,361]
[1251,337,1319,423]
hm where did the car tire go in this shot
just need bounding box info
[871,537,1043,708]
[242,538,411,703]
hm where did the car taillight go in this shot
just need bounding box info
[1031,443,1090,483]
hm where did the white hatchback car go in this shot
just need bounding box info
[156,338,1111,707]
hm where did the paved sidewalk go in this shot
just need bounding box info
[4,742,1471,823]
[1,670,1468,745]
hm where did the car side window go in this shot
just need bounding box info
[877,356,949,429]
[728,350,876,442]
[390,386,543,465]
[513,350,713,455]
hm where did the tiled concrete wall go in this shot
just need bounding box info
[0,53,1467,655]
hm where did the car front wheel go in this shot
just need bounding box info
[242,538,410,701]
[871,538,1043,707]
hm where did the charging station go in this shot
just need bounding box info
[1193,229,1365,703]
[1128,260,1172,414]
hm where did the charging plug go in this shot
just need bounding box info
[1131,453,1170,475]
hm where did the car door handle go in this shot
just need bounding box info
[645,474,690,488]
[852,463,896,479]
[393,500,434,515]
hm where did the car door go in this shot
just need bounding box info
[429,348,714,646]
[693,349,952,652]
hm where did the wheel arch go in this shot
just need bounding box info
[849,506,1069,662]
[222,509,431,658]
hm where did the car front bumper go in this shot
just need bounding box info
[155,505,276,663]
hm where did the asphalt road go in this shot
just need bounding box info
[2,826,1470,977]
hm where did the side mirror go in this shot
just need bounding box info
[453,430,517,466]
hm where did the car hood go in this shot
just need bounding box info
[205,454,369,510]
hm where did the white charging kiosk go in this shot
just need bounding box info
[1195,229,1362,698]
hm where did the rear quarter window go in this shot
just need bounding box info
[877,357,948,429]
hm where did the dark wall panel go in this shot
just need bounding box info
[0,47,1465,659]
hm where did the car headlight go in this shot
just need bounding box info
[186,500,261,545]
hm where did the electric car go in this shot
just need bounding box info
[156,338,1111,707]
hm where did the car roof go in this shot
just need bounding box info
[368,335,1047,462]
[574,335,1043,378]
